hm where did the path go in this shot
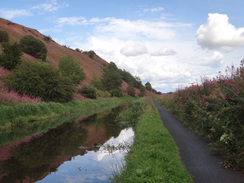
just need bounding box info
[154,100,244,183]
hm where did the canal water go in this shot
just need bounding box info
[0,106,134,183]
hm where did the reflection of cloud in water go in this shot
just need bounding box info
[37,127,134,183]
[97,127,134,161]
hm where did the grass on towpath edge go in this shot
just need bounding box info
[113,98,193,183]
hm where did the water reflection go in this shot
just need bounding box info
[0,106,134,183]
[38,128,134,183]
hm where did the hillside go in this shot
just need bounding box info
[0,18,108,84]
[0,18,159,103]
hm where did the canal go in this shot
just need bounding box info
[0,105,134,183]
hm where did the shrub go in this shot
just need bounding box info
[44,35,52,42]
[110,89,123,97]
[78,86,97,99]
[20,35,47,61]
[127,83,135,97]
[85,50,95,59]
[0,42,22,70]
[0,30,9,43]
[102,62,122,92]
[59,56,86,86]
[4,61,74,103]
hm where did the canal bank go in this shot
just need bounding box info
[0,97,135,129]
[114,98,192,182]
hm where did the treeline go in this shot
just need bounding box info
[0,30,160,104]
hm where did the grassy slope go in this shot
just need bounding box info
[114,99,192,182]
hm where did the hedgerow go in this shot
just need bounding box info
[157,62,244,170]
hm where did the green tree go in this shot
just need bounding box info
[101,62,123,96]
[139,86,146,97]
[127,83,135,97]
[0,42,22,70]
[91,74,104,90]
[4,61,74,102]
[59,56,86,86]
[145,82,152,91]
[0,30,9,43]
[20,35,47,61]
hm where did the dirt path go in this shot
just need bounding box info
[154,100,244,183]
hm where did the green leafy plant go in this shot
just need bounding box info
[78,86,97,99]
[20,35,47,61]
[0,30,9,43]
[0,42,22,70]
[59,56,86,86]
[4,61,74,103]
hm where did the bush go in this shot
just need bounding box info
[0,42,22,70]
[20,35,47,61]
[127,83,135,97]
[43,35,52,42]
[110,89,123,97]
[59,56,86,86]
[84,50,95,59]
[0,30,9,43]
[4,61,74,103]
[78,86,97,99]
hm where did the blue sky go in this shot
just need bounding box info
[1,0,244,92]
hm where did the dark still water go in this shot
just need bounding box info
[0,106,134,183]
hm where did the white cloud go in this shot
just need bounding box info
[196,13,244,51]
[96,19,176,40]
[56,17,87,26]
[190,51,224,67]
[31,0,68,12]
[120,43,148,56]
[144,7,164,12]
[151,48,176,56]
[0,9,32,19]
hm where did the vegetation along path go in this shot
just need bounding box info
[153,100,244,183]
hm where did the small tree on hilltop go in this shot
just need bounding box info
[0,42,22,70]
[20,35,47,61]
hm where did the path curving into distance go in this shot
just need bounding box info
[154,100,244,183]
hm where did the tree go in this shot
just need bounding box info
[127,83,135,97]
[91,74,104,90]
[101,62,123,96]
[20,35,47,61]
[0,42,22,70]
[4,61,74,103]
[59,56,86,86]
[139,86,146,97]
[145,82,152,91]
[0,30,9,43]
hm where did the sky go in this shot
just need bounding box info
[1,0,244,93]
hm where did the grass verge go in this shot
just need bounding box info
[113,98,192,182]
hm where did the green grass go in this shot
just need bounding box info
[113,99,192,183]
[0,97,136,129]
